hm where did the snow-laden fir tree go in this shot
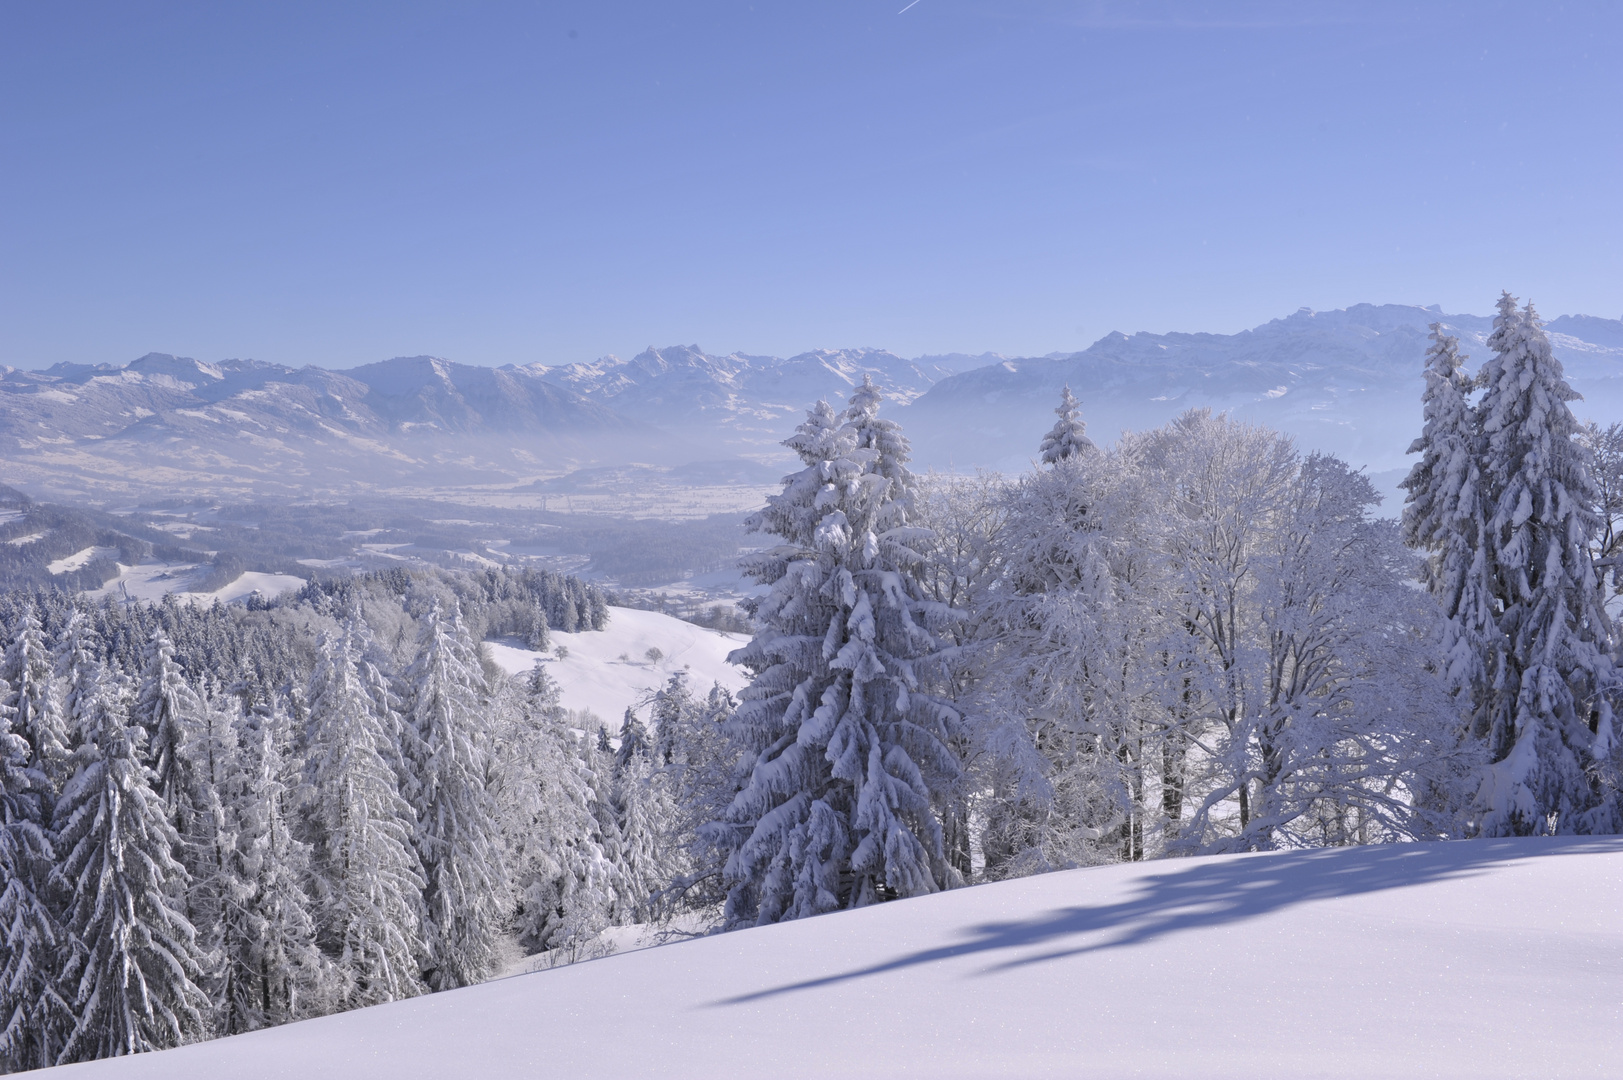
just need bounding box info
[496,664,615,954]
[714,386,961,927]
[175,687,252,1031]
[527,601,551,652]
[648,674,743,911]
[0,669,70,1072]
[612,740,681,923]
[615,707,651,769]
[51,658,210,1063]
[1473,294,1615,835]
[401,600,506,991]
[53,609,103,745]
[1401,325,1498,707]
[581,726,633,923]
[134,628,202,813]
[2,603,70,789]
[301,623,427,1006]
[1039,384,1095,465]
[220,703,330,1030]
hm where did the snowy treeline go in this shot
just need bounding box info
[0,566,743,1070]
[713,298,1623,923]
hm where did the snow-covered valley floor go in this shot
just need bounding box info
[53,836,1623,1078]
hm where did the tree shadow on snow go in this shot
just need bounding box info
[714,836,1623,1006]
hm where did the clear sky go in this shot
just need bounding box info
[1,1,1618,370]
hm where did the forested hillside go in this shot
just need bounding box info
[5,297,1623,1071]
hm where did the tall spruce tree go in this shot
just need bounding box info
[221,706,330,1030]
[52,660,210,1063]
[1473,294,1615,834]
[0,671,70,1072]
[498,665,615,954]
[2,603,70,789]
[1401,325,1498,707]
[301,626,427,1006]
[133,628,202,812]
[715,388,960,927]
[401,601,506,990]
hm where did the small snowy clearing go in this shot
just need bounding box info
[178,571,307,605]
[58,838,1623,1079]
[83,563,204,603]
[485,606,748,728]
[82,566,306,606]
[47,546,121,574]
[5,531,46,546]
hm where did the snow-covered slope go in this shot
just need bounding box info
[484,605,748,727]
[53,837,1623,1079]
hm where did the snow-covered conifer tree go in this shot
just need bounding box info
[496,664,614,954]
[301,627,426,1006]
[401,601,506,990]
[615,707,651,770]
[612,752,680,923]
[2,603,70,787]
[715,388,960,927]
[1473,294,1615,834]
[527,601,551,651]
[133,628,202,812]
[1039,385,1095,465]
[53,609,103,744]
[1400,325,1498,716]
[0,672,70,1072]
[220,707,330,1030]
[52,660,210,1063]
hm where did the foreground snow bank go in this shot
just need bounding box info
[485,606,747,728]
[51,837,1623,1079]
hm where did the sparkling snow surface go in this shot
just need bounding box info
[53,838,1623,1079]
[484,606,748,728]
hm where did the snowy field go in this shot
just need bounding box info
[84,565,307,606]
[485,605,748,728]
[51,837,1623,1079]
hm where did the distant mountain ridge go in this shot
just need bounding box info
[3,303,1621,503]
[901,304,1623,486]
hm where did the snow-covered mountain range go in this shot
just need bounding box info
[4,304,1621,504]
[903,306,1623,491]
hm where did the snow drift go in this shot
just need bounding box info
[49,837,1623,1079]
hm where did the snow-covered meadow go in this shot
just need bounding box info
[484,605,748,729]
[52,837,1623,1079]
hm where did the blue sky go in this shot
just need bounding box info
[1,1,1618,370]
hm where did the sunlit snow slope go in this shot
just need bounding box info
[484,605,748,728]
[53,838,1623,1079]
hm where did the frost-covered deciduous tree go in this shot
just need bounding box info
[52,661,210,1063]
[401,601,506,990]
[1473,295,1615,835]
[715,384,961,926]
[1038,384,1095,465]
[978,438,1162,871]
[911,471,1011,877]
[301,625,426,1006]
